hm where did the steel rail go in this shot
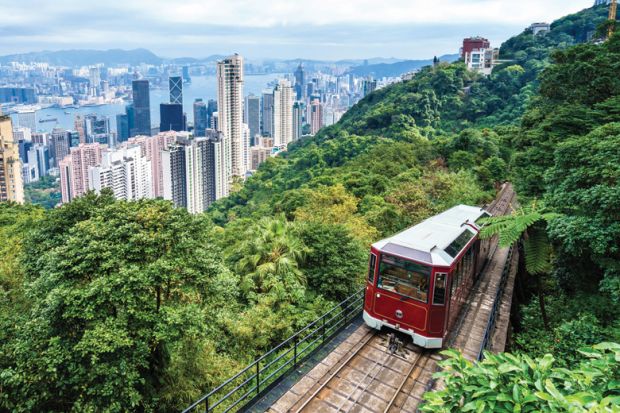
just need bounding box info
[338,346,393,413]
[382,351,425,413]
[294,330,376,413]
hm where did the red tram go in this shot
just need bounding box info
[363,205,491,348]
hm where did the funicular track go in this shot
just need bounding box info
[447,184,516,350]
[292,332,430,413]
[272,184,517,413]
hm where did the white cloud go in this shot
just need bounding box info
[137,0,592,26]
[0,0,597,58]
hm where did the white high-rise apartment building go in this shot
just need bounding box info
[273,79,294,148]
[161,131,226,213]
[216,54,245,182]
[89,145,152,201]
[127,132,180,197]
[242,123,251,173]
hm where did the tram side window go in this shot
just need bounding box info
[378,254,431,303]
[368,253,377,284]
[433,273,447,305]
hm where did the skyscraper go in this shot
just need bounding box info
[160,103,185,132]
[89,145,152,201]
[69,131,80,148]
[89,67,101,97]
[242,123,251,172]
[126,104,137,137]
[204,130,226,204]
[309,99,324,135]
[169,76,183,105]
[294,63,305,100]
[182,66,191,83]
[50,128,71,168]
[132,80,151,136]
[116,113,129,143]
[162,132,226,213]
[74,115,86,144]
[31,144,50,178]
[0,115,24,203]
[127,132,178,197]
[273,79,294,148]
[362,78,377,97]
[261,91,274,137]
[293,101,304,141]
[23,148,39,184]
[0,87,36,104]
[162,143,187,209]
[244,94,260,145]
[193,99,208,137]
[216,54,246,178]
[58,143,107,203]
[83,114,111,146]
[207,99,217,129]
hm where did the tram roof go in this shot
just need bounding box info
[372,205,490,267]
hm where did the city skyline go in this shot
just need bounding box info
[0,0,595,60]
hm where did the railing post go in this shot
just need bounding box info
[293,336,298,369]
[256,359,260,395]
[322,315,326,343]
[205,396,209,413]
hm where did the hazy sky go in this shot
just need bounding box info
[0,0,595,60]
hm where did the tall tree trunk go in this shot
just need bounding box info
[537,275,549,330]
[156,286,161,313]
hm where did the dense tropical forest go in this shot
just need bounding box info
[0,4,619,412]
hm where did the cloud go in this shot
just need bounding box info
[0,0,595,59]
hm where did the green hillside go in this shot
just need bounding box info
[1,4,619,412]
[208,5,611,227]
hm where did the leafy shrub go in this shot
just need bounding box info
[422,343,620,413]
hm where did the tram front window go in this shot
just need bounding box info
[378,254,431,303]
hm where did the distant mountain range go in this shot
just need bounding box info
[0,48,163,66]
[0,48,459,78]
[347,54,461,78]
[0,48,233,66]
[0,48,409,68]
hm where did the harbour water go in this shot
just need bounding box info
[11,73,285,134]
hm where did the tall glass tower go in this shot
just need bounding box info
[169,76,183,105]
[132,80,151,136]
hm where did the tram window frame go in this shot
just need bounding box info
[377,254,431,303]
[433,273,448,305]
[368,253,377,284]
[445,230,475,258]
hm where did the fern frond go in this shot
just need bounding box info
[541,212,562,222]
[523,228,552,275]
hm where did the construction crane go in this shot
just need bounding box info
[609,0,618,39]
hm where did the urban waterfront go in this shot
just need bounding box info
[12,73,285,133]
